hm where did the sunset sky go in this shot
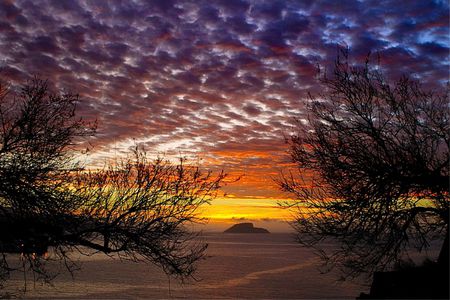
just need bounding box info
[0,0,448,230]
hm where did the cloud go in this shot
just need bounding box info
[0,0,448,197]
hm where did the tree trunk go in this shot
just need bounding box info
[437,221,449,267]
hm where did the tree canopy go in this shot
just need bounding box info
[0,78,224,291]
[280,52,449,278]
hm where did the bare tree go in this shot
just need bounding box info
[0,77,96,289]
[279,52,449,279]
[67,152,224,278]
[0,78,224,291]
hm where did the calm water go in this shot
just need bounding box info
[5,233,369,299]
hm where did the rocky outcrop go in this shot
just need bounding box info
[223,223,270,233]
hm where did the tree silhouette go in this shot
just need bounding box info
[280,52,449,278]
[0,78,224,291]
[69,153,224,278]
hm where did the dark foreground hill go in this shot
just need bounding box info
[358,260,449,299]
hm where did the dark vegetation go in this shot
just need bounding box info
[280,51,449,296]
[358,259,449,299]
[0,78,225,293]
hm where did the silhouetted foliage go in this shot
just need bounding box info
[0,78,224,292]
[280,52,449,279]
[70,153,224,278]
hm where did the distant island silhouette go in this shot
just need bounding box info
[224,223,270,233]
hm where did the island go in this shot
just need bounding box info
[223,223,270,234]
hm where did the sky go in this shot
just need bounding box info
[0,0,448,231]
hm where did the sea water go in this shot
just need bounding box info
[4,233,370,299]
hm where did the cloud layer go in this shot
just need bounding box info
[1,0,448,198]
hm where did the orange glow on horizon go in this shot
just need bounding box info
[200,196,294,222]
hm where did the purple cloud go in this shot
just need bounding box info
[0,0,448,197]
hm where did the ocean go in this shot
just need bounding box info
[4,233,370,299]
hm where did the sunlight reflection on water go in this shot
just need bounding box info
[5,233,374,299]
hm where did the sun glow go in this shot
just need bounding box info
[201,196,292,221]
